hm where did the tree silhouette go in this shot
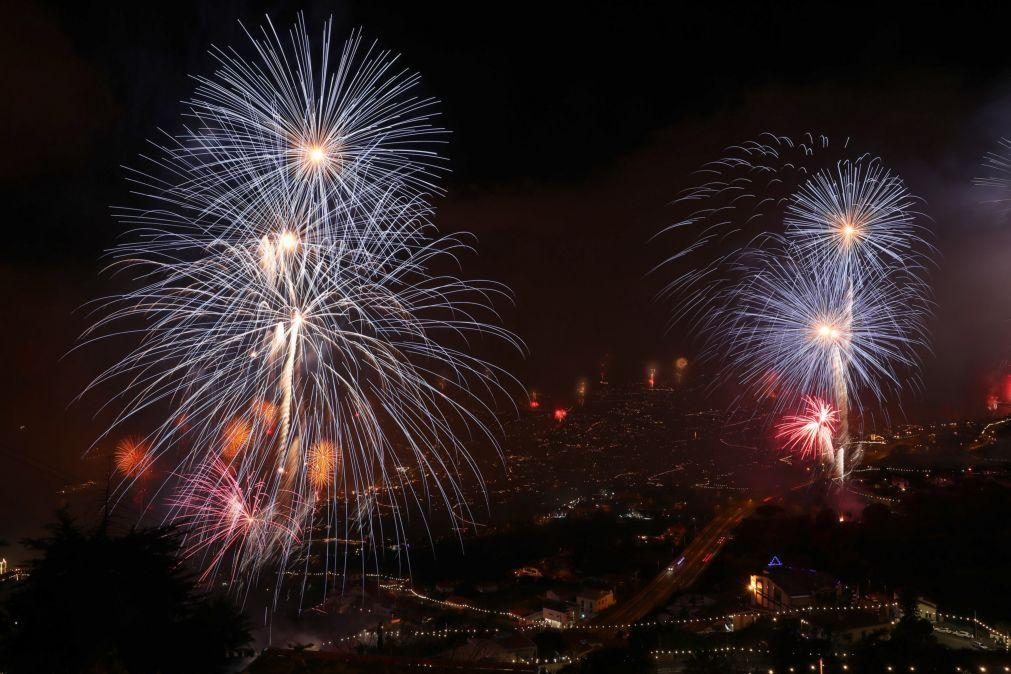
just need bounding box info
[0,511,250,673]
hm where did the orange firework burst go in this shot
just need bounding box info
[115,436,151,476]
[251,399,277,432]
[307,440,340,490]
[221,418,252,460]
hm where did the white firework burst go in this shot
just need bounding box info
[82,15,520,586]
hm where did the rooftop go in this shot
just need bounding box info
[761,566,838,598]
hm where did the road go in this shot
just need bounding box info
[594,499,755,625]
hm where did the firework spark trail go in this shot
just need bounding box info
[975,137,1011,206]
[659,133,933,480]
[830,307,850,478]
[82,15,521,586]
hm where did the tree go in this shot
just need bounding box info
[0,512,250,673]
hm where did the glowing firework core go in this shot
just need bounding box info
[306,145,327,165]
[837,217,861,246]
[297,142,338,175]
[815,323,843,342]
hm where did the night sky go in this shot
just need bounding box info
[4,0,1011,552]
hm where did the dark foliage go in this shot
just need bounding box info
[0,512,250,673]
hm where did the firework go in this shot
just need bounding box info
[172,458,299,582]
[114,436,152,477]
[774,396,838,462]
[83,15,519,583]
[660,134,933,479]
[221,418,252,460]
[717,251,927,409]
[975,137,1011,203]
[785,158,931,282]
[251,399,278,431]
[125,15,445,242]
[307,440,340,492]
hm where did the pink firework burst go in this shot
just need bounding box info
[774,396,838,461]
[172,459,300,581]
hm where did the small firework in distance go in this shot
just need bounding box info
[114,436,152,477]
[221,418,252,460]
[307,440,340,491]
[251,399,278,433]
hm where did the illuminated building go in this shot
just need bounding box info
[542,600,576,628]
[916,597,938,622]
[749,566,839,610]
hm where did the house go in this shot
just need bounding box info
[668,593,716,617]
[748,566,839,610]
[495,633,538,662]
[916,596,938,622]
[575,588,615,618]
[542,599,576,628]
